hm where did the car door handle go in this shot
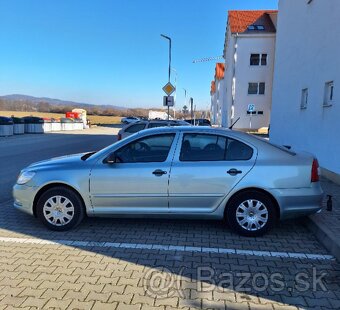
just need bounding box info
[227,168,242,175]
[152,169,167,176]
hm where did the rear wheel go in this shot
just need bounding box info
[36,187,85,231]
[226,191,277,237]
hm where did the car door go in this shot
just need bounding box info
[90,133,178,214]
[168,132,256,213]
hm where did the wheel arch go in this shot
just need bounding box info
[33,182,87,217]
[224,187,281,219]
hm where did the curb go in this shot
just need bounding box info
[305,215,340,262]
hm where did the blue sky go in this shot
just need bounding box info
[0,0,278,109]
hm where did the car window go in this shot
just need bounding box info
[115,134,175,163]
[225,139,253,160]
[125,123,146,133]
[180,134,253,161]
[148,122,168,128]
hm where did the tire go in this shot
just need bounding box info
[36,186,85,231]
[226,191,277,237]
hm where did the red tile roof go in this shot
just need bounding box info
[228,10,277,33]
[215,63,225,80]
[210,81,216,94]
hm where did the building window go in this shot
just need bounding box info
[250,54,260,66]
[301,88,308,109]
[248,82,265,95]
[259,82,265,94]
[250,54,267,66]
[248,25,265,31]
[324,81,334,107]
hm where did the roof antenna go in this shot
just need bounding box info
[229,117,240,130]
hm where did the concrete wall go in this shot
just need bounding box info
[233,34,276,130]
[270,0,340,174]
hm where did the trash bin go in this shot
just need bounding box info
[51,118,62,131]
[22,117,44,133]
[61,118,74,131]
[12,117,25,135]
[0,117,14,137]
[42,118,52,132]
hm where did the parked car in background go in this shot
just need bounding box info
[117,119,189,140]
[121,116,140,124]
[185,118,211,126]
[13,126,323,236]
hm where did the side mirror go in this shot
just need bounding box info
[103,153,116,164]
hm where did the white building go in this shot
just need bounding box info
[213,10,277,130]
[210,63,225,126]
[270,0,340,178]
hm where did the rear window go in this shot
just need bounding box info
[125,123,146,133]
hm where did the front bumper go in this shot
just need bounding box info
[12,184,38,216]
[271,183,324,220]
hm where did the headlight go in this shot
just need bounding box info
[17,171,36,185]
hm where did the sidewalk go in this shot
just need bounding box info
[306,177,340,261]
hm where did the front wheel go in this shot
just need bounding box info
[36,187,85,231]
[226,191,277,237]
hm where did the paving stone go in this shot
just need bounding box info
[68,299,94,310]
[92,300,118,310]
[116,303,141,310]
[21,296,48,308]
[0,295,27,307]
[85,291,111,303]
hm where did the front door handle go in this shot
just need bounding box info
[227,168,242,176]
[152,169,167,176]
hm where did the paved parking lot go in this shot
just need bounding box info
[0,128,339,309]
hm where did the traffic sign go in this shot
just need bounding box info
[163,96,174,107]
[162,82,175,96]
[248,104,255,113]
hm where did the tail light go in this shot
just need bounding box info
[311,158,319,182]
[117,133,122,141]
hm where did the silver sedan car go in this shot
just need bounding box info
[13,127,323,236]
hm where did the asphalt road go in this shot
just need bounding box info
[0,127,117,204]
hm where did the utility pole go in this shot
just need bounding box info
[161,34,172,121]
[190,97,194,120]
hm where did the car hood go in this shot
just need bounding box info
[27,153,88,170]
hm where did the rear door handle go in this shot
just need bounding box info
[227,168,242,175]
[152,169,167,176]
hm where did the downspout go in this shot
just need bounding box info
[231,33,239,125]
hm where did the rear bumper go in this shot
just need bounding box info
[270,183,324,220]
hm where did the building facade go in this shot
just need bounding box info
[270,0,340,175]
[211,10,277,130]
[210,63,225,126]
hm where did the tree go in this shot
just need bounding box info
[182,105,188,115]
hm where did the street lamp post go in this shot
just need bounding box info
[161,34,172,120]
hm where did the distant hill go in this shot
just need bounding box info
[0,94,126,111]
